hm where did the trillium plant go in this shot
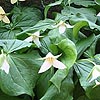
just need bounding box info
[0,0,100,100]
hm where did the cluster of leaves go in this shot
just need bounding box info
[0,0,100,100]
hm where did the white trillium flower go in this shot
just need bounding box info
[89,65,100,83]
[0,6,10,23]
[52,20,73,34]
[0,52,10,74]
[38,52,66,73]
[11,0,25,4]
[24,31,42,47]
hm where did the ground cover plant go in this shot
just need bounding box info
[0,0,100,100]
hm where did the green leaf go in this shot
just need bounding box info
[0,27,21,39]
[74,55,100,100]
[76,34,95,58]
[0,51,42,97]
[62,7,97,23]
[44,0,63,18]
[0,39,32,53]
[40,69,74,100]
[35,70,54,99]
[72,0,96,7]
[50,69,68,92]
[73,21,88,39]
[63,0,96,7]
[11,6,42,30]
[58,39,77,69]
[17,19,55,36]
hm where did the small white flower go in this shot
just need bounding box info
[52,20,73,34]
[11,0,25,4]
[89,65,100,83]
[0,6,10,23]
[24,31,42,47]
[38,52,66,73]
[0,52,10,74]
[97,12,100,17]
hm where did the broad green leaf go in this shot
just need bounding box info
[0,51,42,97]
[61,7,100,31]
[58,39,77,69]
[62,7,97,23]
[76,34,95,58]
[40,69,74,100]
[70,13,100,31]
[11,6,42,30]
[50,69,68,92]
[0,27,21,39]
[35,70,54,99]
[0,40,32,53]
[63,0,96,7]
[72,0,95,7]
[73,21,88,39]
[74,60,93,90]
[84,38,97,58]
[44,0,63,18]
[74,55,100,100]
[17,19,55,36]
[0,6,42,39]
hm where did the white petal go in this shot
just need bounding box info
[54,53,62,59]
[33,31,40,37]
[46,52,54,58]
[37,52,54,61]
[97,12,100,16]
[53,59,66,69]
[89,68,100,82]
[11,0,17,4]
[3,16,10,23]
[33,38,41,47]
[0,6,5,14]
[19,0,25,1]
[59,25,66,34]
[1,59,10,74]
[57,20,64,26]
[38,60,52,73]
[95,80,100,85]
[24,36,33,42]
[65,23,74,28]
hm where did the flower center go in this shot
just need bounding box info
[47,57,54,63]
[32,35,38,40]
[0,14,5,19]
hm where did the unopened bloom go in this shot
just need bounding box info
[52,20,73,34]
[0,6,10,23]
[11,0,25,4]
[88,65,100,83]
[24,31,42,47]
[0,51,10,74]
[38,52,66,73]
